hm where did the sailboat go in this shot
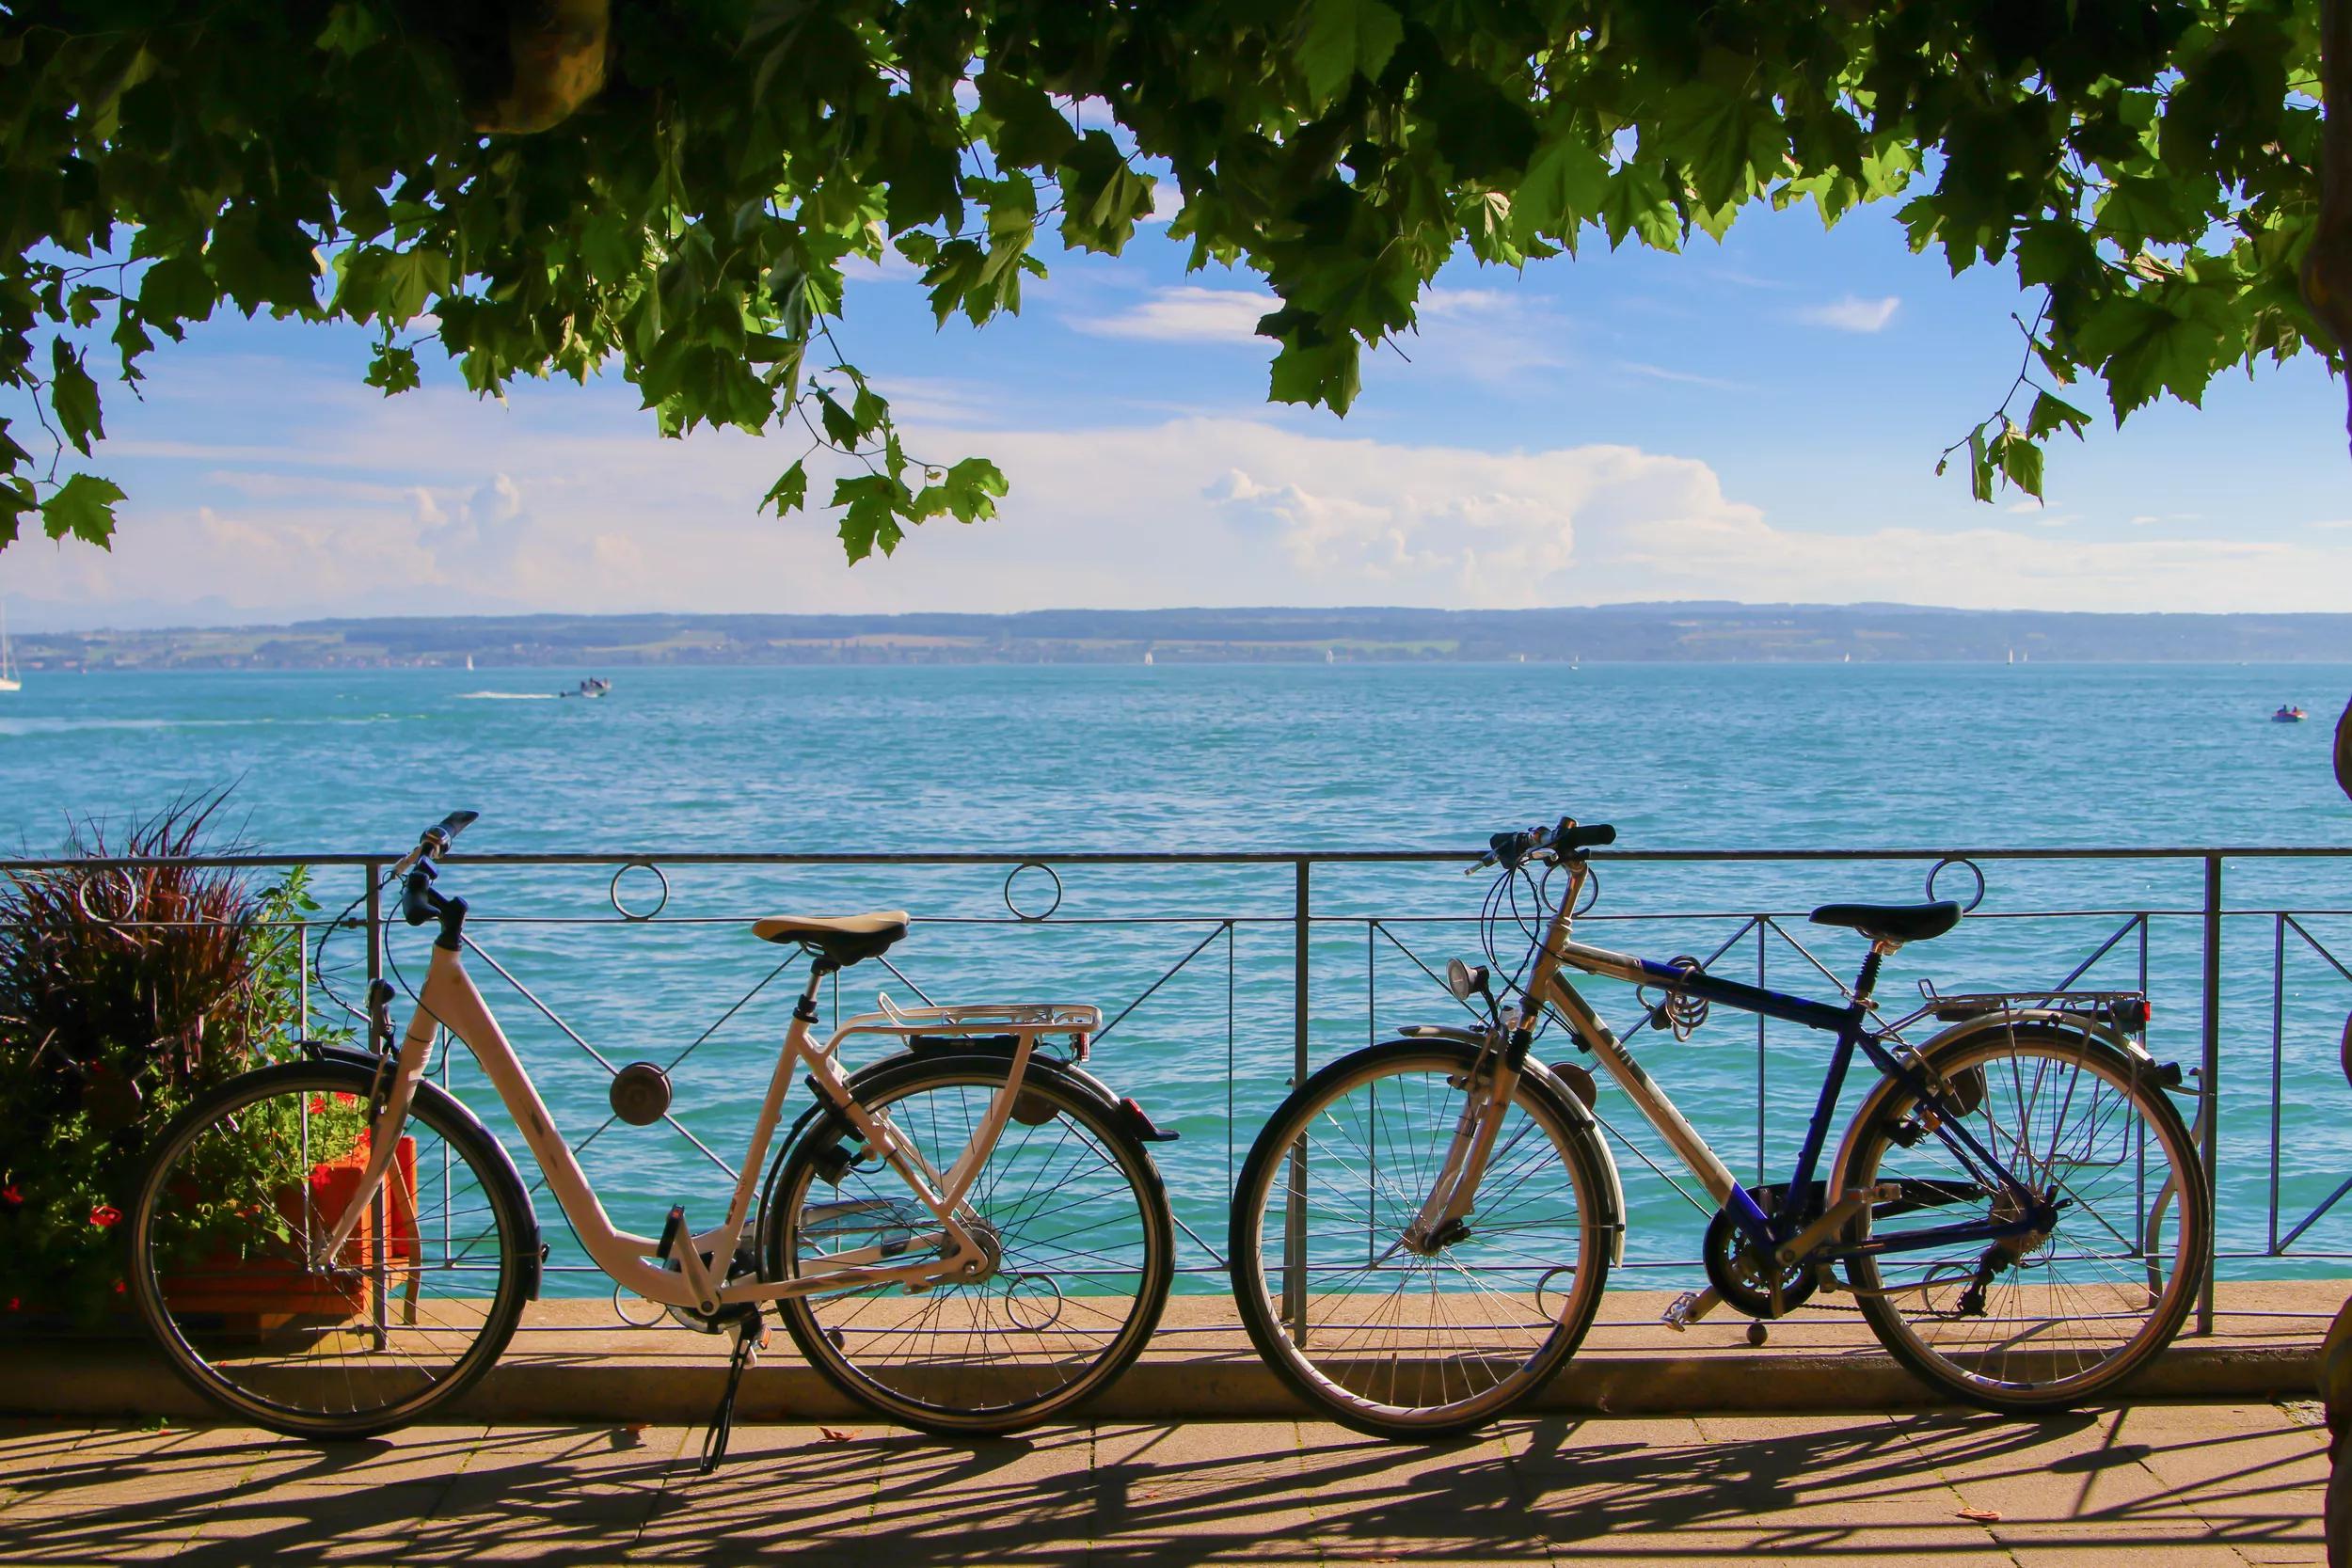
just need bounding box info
[0,602,20,692]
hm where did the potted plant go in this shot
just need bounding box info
[0,796,345,1326]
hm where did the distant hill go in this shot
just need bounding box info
[10,603,2352,670]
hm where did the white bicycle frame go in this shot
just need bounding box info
[316,938,1095,1315]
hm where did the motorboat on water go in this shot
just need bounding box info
[0,602,19,693]
[2273,705,2308,723]
[561,676,612,699]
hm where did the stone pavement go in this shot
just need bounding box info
[0,1402,2330,1566]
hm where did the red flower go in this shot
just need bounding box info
[1,1184,20,1206]
[310,1166,332,1192]
[334,1092,357,1105]
[88,1204,120,1229]
[310,1096,328,1114]
[112,1280,125,1295]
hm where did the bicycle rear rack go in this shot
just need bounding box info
[827,996,1103,1061]
[1897,981,2151,1035]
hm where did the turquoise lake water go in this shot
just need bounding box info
[3,661,2348,1292]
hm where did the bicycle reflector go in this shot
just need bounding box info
[611,1061,674,1126]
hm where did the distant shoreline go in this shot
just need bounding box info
[9,603,2352,670]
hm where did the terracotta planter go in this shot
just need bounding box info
[161,1135,419,1322]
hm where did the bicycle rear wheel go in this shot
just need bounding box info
[765,1053,1173,1433]
[1834,1024,2208,1410]
[1229,1039,1611,1438]
[127,1060,533,1438]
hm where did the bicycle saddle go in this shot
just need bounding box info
[750,911,910,965]
[1807,900,1961,945]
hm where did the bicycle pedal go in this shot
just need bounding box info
[1661,1288,1721,1331]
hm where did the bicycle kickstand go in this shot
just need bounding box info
[697,1309,767,1475]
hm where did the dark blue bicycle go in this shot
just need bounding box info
[1230,815,2210,1438]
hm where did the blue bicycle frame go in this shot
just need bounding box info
[1522,877,2053,1272]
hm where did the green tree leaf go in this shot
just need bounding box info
[1300,0,1405,108]
[39,473,126,548]
[48,341,103,456]
[760,460,809,516]
[2025,391,2090,441]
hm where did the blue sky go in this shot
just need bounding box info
[4,183,2348,630]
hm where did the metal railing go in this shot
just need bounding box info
[7,840,2349,1339]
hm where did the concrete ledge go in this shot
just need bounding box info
[5,1282,2334,1424]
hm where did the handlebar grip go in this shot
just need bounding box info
[1558,822,1616,850]
[423,810,479,854]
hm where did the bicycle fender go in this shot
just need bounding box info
[1824,1022,2173,1206]
[1914,1009,2176,1084]
[311,1044,546,1299]
[858,1041,1174,1145]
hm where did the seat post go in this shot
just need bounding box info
[1852,942,1892,1005]
[793,956,837,1023]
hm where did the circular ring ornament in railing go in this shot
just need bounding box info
[1534,1264,1578,1323]
[73,867,139,926]
[1927,856,1986,913]
[612,1283,669,1329]
[1003,861,1063,923]
[610,861,670,923]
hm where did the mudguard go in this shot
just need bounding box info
[757,1043,1169,1220]
[1908,1007,2178,1085]
[311,1044,545,1299]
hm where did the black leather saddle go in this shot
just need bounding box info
[1807,900,1962,945]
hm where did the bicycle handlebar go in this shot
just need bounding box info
[391,811,479,927]
[1470,816,1616,873]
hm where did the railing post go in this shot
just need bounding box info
[363,862,389,1348]
[1283,858,1310,1341]
[364,860,384,1006]
[2199,854,2221,1335]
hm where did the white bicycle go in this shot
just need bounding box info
[128,813,1176,1462]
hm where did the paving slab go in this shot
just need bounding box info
[0,1403,2333,1566]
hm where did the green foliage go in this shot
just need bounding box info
[0,1,2337,552]
[0,796,330,1321]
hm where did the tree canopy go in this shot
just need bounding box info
[0,0,2342,562]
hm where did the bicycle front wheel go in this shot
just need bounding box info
[1229,1039,1611,1438]
[766,1052,1173,1434]
[1834,1024,2209,1410]
[128,1060,533,1438]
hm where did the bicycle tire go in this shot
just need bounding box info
[127,1059,533,1439]
[1229,1038,1612,1439]
[764,1052,1173,1434]
[1832,1023,2210,1410]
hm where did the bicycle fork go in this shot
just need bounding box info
[1400,1037,1522,1256]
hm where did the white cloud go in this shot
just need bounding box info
[1796,295,1900,333]
[1616,361,1746,392]
[1067,286,1275,342]
[13,368,2352,624]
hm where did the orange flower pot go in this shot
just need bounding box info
[162,1135,419,1322]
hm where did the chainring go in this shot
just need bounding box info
[1702,1184,1820,1320]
